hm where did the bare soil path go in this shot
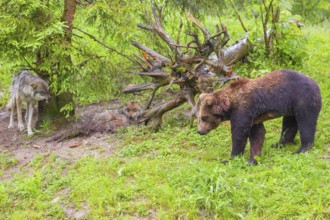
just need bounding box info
[0,99,127,181]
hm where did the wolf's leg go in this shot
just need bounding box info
[27,102,34,136]
[16,97,24,131]
[8,98,15,129]
[25,103,29,123]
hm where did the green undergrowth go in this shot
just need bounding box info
[0,123,329,219]
[0,25,330,219]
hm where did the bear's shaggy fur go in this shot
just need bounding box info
[196,70,322,163]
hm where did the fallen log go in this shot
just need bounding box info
[123,5,252,130]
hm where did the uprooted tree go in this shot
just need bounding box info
[123,6,253,130]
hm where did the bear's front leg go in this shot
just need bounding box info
[231,127,249,157]
[249,123,266,164]
[230,113,252,159]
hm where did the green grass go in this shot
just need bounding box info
[0,25,329,219]
[1,125,329,219]
[74,126,328,219]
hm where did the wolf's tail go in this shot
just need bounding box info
[5,97,14,111]
[6,75,18,111]
[5,100,12,111]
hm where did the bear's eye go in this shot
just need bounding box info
[201,116,209,122]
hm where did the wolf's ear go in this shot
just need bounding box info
[30,83,38,89]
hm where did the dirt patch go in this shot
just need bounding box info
[0,99,134,181]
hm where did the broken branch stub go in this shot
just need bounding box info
[123,6,252,130]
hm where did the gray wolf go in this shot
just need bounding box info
[8,70,51,135]
[196,70,322,164]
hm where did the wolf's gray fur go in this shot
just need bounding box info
[8,70,51,135]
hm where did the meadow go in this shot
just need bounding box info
[0,22,329,220]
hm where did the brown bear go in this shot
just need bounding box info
[196,70,322,164]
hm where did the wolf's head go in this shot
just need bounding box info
[31,81,51,103]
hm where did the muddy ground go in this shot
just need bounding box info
[0,99,131,181]
[0,99,188,219]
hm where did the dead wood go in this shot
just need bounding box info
[141,93,187,130]
[123,5,253,130]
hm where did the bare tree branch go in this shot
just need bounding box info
[228,0,248,33]
[131,40,172,64]
[123,5,252,131]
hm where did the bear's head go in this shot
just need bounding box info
[196,92,230,135]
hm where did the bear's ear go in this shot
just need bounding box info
[212,96,230,114]
[204,96,214,106]
[198,93,208,102]
[196,93,210,109]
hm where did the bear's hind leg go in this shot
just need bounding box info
[296,114,318,153]
[273,116,298,148]
[281,116,298,145]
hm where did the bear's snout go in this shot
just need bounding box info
[198,129,209,135]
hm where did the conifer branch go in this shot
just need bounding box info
[74,27,135,63]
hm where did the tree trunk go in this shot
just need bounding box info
[58,0,76,115]
[62,0,76,44]
[37,0,76,126]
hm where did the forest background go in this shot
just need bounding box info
[0,0,329,219]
